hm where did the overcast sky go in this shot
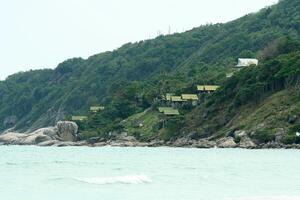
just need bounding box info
[0,0,278,80]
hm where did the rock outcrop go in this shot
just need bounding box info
[0,121,79,145]
[56,121,79,142]
[115,133,137,142]
[194,139,217,148]
[0,132,27,144]
[217,137,237,148]
[239,137,257,148]
[0,123,297,148]
[172,138,192,147]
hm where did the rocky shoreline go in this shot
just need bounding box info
[1,121,300,149]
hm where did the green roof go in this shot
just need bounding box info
[181,94,199,100]
[205,85,220,91]
[163,109,180,115]
[90,106,105,112]
[171,96,187,102]
[165,93,175,101]
[197,85,205,91]
[158,107,173,113]
[71,116,88,121]
[158,107,180,115]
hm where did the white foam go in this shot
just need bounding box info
[228,196,300,200]
[75,175,151,185]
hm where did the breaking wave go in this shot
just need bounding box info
[74,175,151,185]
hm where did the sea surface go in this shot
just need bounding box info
[0,146,300,200]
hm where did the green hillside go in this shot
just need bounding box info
[0,0,299,144]
[182,44,300,144]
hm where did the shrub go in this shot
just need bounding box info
[282,124,300,144]
[251,130,275,143]
[289,124,300,133]
[160,116,184,141]
[80,130,99,140]
[282,134,300,144]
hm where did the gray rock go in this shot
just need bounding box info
[112,141,137,147]
[56,141,78,147]
[109,141,122,147]
[20,134,47,145]
[93,142,107,147]
[217,137,237,148]
[38,140,60,147]
[87,137,103,144]
[19,127,58,145]
[275,128,286,142]
[76,141,88,146]
[115,133,136,142]
[19,127,57,145]
[261,142,283,149]
[148,139,164,147]
[194,139,217,148]
[55,141,88,147]
[239,137,257,148]
[0,123,78,145]
[35,135,53,144]
[34,127,58,137]
[135,142,150,147]
[0,132,27,144]
[172,138,191,147]
[56,121,78,142]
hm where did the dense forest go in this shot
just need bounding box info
[0,0,299,144]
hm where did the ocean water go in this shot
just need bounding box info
[0,146,300,200]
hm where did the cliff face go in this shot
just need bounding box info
[0,0,299,145]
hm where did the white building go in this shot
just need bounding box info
[236,58,259,68]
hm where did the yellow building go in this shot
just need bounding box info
[171,96,187,102]
[197,85,220,92]
[181,94,199,101]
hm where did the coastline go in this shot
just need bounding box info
[1,138,300,149]
[1,121,299,149]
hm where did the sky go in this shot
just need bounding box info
[0,0,278,80]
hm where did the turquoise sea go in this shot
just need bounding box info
[0,146,300,200]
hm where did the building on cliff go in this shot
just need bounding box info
[235,58,259,68]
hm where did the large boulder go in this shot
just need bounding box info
[217,137,237,148]
[20,127,57,145]
[0,127,57,145]
[239,137,257,148]
[56,121,79,142]
[0,122,79,145]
